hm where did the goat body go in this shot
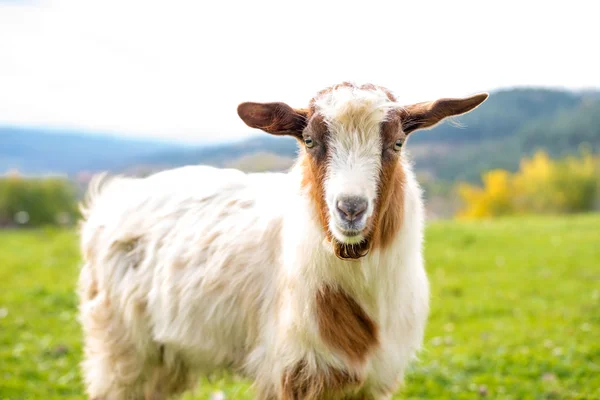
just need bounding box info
[78,82,487,399]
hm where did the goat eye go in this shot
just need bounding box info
[304,137,315,148]
[394,139,403,151]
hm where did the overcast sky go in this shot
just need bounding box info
[1,0,598,143]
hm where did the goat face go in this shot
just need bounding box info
[238,82,488,259]
[310,84,397,247]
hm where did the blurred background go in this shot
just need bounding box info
[1,1,599,399]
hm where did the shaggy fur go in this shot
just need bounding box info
[78,82,487,399]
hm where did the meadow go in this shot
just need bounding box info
[0,215,599,399]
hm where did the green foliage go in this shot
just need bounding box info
[1,216,599,399]
[0,176,79,227]
[457,152,600,218]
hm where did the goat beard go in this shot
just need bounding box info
[333,238,370,260]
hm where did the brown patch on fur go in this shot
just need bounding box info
[371,111,406,250]
[300,155,330,241]
[316,285,379,364]
[281,360,361,400]
[371,167,405,250]
[299,114,332,244]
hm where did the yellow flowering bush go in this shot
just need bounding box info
[457,151,599,218]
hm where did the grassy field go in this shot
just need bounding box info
[1,215,599,399]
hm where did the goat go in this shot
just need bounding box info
[78,82,487,399]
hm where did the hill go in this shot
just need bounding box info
[410,88,582,145]
[0,126,183,175]
[2,87,600,181]
[137,87,600,181]
[408,88,600,181]
[134,134,298,170]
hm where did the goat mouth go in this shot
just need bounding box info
[332,226,367,245]
[339,229,363,239]
[329,218,370,247]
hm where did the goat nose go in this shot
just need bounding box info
[336,196,368,221]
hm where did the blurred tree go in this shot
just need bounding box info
[0,175,79,227]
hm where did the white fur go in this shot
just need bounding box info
[78,89,429,399]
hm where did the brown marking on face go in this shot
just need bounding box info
[300,114,332,244]
[281,359,361,400]
[371,110,406,251]
[315,285,379,364]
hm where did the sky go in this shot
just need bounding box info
[1,0,599,143]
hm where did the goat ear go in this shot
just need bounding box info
[400,93,488,134]
[237,102,309,138]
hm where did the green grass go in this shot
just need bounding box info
[1,215,599,399]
